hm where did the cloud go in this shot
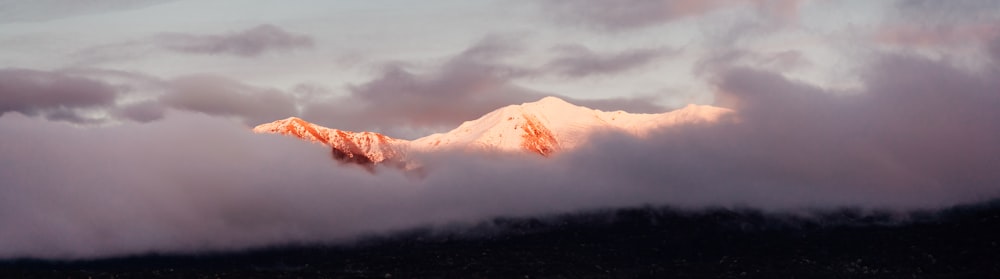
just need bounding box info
[0,0,175,23]
[875,21,1000,47]
[5,112,714,259]
[895,0,1000,22]
[537,0,803,31]
[694,49,811,78]
[302,60,537,137]
[0,68,118,123]
[67,35,679,132]
[71,24,315,64]
[0,68,301,125]
[749,0,803,22]
[567,96,666,114]
[875,0,1000,47]
[302,38,668,137]
[539,0,726,31]
[544,44,678,77]
[0,113,385,259]
[161,75,298,126]
[154,24,314,57]
[989,37,1000,62]
[111,101,166,123]
[693,53,999,207]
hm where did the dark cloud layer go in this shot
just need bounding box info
[0,68,118,123]
[155,24,314,57]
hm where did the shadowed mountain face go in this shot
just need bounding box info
[4,200,999,278]
[253,96,732,169]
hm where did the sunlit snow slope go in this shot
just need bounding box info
[253,96,732,168]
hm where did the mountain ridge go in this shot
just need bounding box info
[253,97,732,169]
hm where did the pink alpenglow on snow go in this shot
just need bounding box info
[253,96,732,169]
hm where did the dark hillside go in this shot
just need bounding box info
[4,201,1000,278]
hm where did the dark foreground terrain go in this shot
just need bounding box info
[3,201,1000,278]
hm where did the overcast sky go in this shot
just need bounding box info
[0,0,936,137]
[1,0,999,259]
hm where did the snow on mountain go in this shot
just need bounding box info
[252,97,732,168]
[252,117,407,168]
[410,96,731,154]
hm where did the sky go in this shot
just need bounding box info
[1,0,1000,259]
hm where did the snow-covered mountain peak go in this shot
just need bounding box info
[254,96,733,169]
[519,96,595,117]
[252,117,328,144]
[253,117,407,169]
[523,96,576,108]
[410,97,732,155]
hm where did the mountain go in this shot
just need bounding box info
[253,97,732,169]
[410,96,730,155]
[251,117,406,168]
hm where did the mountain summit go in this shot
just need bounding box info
[252,117,405,168]
[253,97,732,169]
